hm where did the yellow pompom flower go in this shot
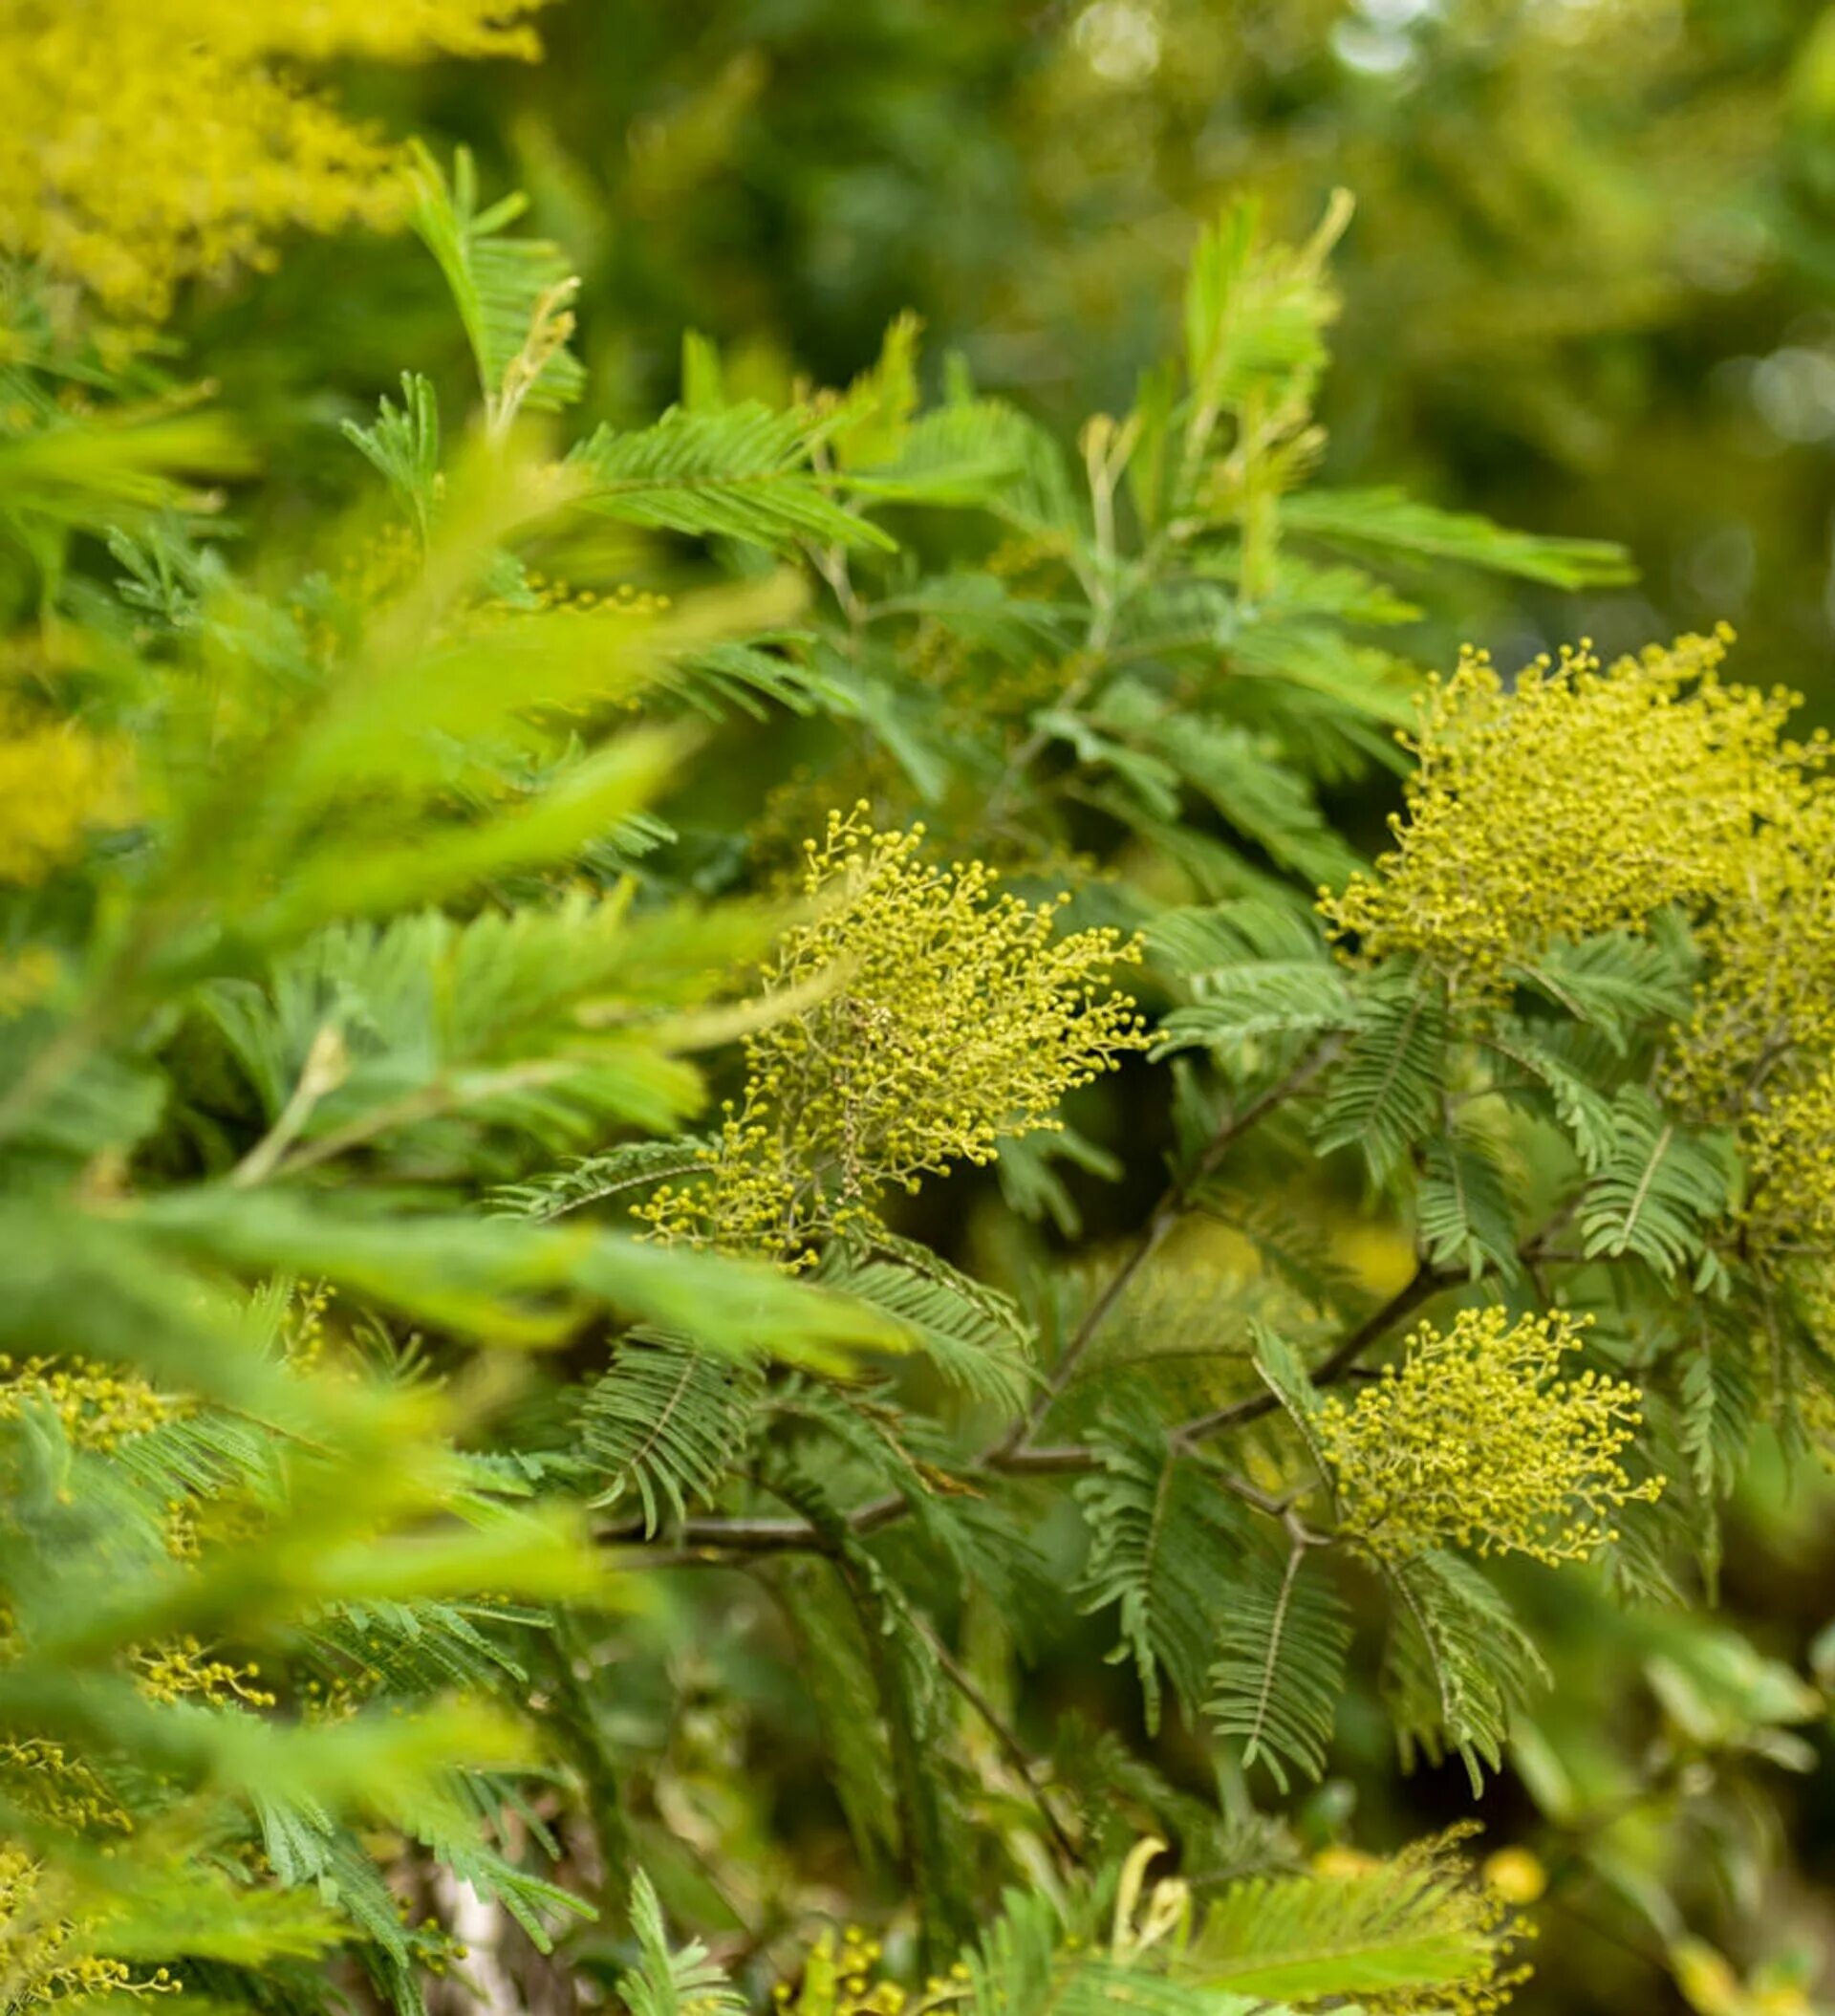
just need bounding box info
[1322,629,1817,990]
[0,1738,130,1835]
[1668,784,1835,1118]
[1481,1847,1547,1906]
[133,1639,273,1710]
[1315,1308,1661,1566]
[0,0,553,332]
[772,1926,907,2016]
[641,808,1150,1258]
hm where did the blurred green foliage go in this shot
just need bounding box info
[192,0,1835,693]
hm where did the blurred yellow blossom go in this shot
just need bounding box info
[133,1639,273,1710]
[0,1355,174,1453]
[1480,1848,1546,1906]
[0,704,131,886]
[0,0,553,330]
[0,1850,176,2007]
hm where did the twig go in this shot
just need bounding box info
[911,1614,1084,1870]
[228,1024,348,1187]
[988,1035,1341,1461]
[1173,1262,1445,1444]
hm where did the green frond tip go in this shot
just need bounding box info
[489,1140,715,1224]
[1192,1829,1526,2005]
[1282,484,1634,589]
[816,1233,1035,1407]
[1415,1128,1520,1283]
[579,1333,759,1535]
[340,371,441,544]
[618,1871,745,2016]
[1381,1549,1550,1792]
[1581,1086,1736,1284]
[1076,1417,1253,1734]
[407,142,585,429]
[1311,965,1446,1181]
[1149,898,1354,1054]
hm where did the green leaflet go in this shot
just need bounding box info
[1581,1087,1737,1284]
[1311,965,1447,1181]
[1380,1549,1550,1792]
[570,404,892,553]
[817,1234,1036,1407]
[1206,1540,1351,1792]
[1076,1415,1255,1734]
[579,1333,759,1533]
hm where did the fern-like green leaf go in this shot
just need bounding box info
[408,145,584,422]
[1415,1128,1519,1282]
[1491,1027,1618,1172]
[1381,1549,1549,1792]
[1193,1840,1515,2002]
[777,1557,901,1875]
[1311,966,1446,1181]
[1511,929,1695,1052]
[1581,1086,1735,1282]
[1149,900,1354,1055]
[1283,484,1632,588]
[569,405,892,553]
[1076,1415,1253,1733]
[1143,716,1363,887]
[340,372,441,544]
[489,1140,713,1223]
[1205,1540,1350,1792]
[817,1236,1034,1407]
[963,1887,1263,2016]
[617,1871,745,2016]
[578,1333,759,1535]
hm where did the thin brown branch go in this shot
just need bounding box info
[1173,1261,1448,1444]
[988,1035,1342,1462]
[599,1266,1436,1559]
[910,1614,1084,1870]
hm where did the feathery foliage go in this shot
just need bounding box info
[3,27,1832,2016]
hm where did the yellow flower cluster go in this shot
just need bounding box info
[0,1355,174,1453]
[1318,621,1835,1365]
[1736,1066,1835,1260]
[640,809,1149,1258]
[0,0,551,330]
[0,1851,175,2008]
[0,948,57,1020]
[771,1926,909,2016]
[1316,1308,1661,1565]
[133,1639,273,1710]
[280,1282,335,1376]
[1322,631,1817,987]
[0,704,131,887]
[1650,781,1835,1318]
[1666,777,1835,1120]
[0,1739,129,1835]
